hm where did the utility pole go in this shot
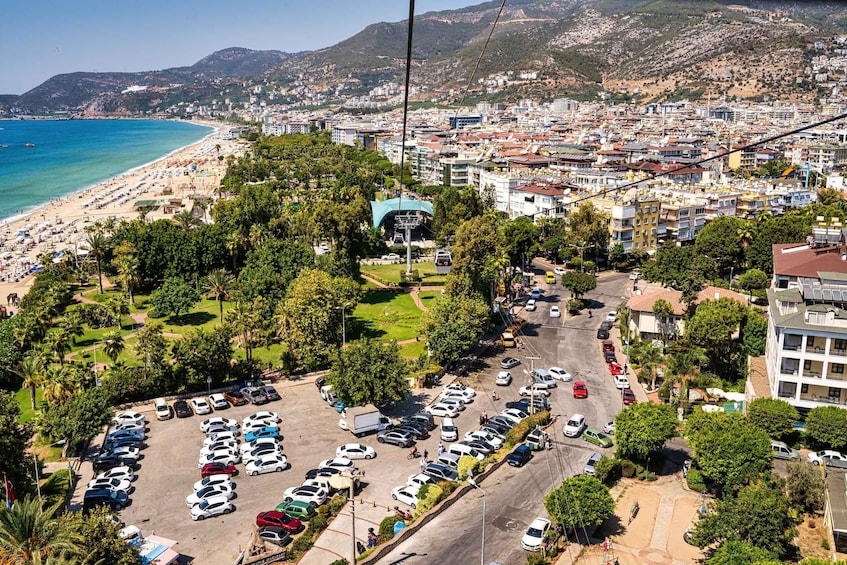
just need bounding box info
[395,213,421,275]
[524,356,541,414]
[350,481,356,564]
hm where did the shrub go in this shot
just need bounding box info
[594,457,622,485]
[414,484,444,516]
[417,484,432,500]
[686,468,706,492]
[527,552,549,565]
[457,455,482,480]
[505,411,550,448]
[821,537,830,550]
[329,560,350,565]
[438,480,458,496]
[786,461,825,514]
[637,469,657,481]
[379,515,399,541]
[307,514,329,534]
[291,534,313,554]
[621,460,636,478]
[328,495,347,514]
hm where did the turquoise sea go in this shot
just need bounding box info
[0,119,212,221]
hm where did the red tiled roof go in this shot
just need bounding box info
[626,285,747,315]
[512,184,566,197]
[772,243,847,278]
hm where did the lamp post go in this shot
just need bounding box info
[335,303,351,347]
[467,476,486,565]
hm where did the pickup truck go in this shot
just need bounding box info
[807,450,847,468]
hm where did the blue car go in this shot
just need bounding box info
[245,426,280,442]
[334,400,348,413]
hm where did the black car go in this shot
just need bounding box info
[507,444,533,467]
[506,398,550,413]
[596,328,610,340]
[423,463,458,482]
[314,376,325,390]
[395,424,430,440]
[174,400,193,418]
[481,422,510,437]
[102,437,143,451]
[401,413,436,431]
[489,416,516,430]
[500,357,521,369]
[305,467,341,480]
[263,386,282,402]
[92,454,137,472]
[600,320,613,331]
[83,488,129,512]
[604,351,618,364]
[376,429,415,448]
[462,439,495,455]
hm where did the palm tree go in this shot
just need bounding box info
[105,295,129,329]
[635,342,665,391]
[43,330,70,367]
[652,299,675,345]
[0,496,83,563]
[85,232,110,294]
[172,210,203,232]
[58,312,84,346]
[14,355,44,411]
[203,269,236,323]
[227,298,260,363]
[113,255,140,306]
[102,331,125,364]
[42,365,78,406]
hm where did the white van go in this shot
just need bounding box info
[532,369,557,388]
[441,417,458,442]
[437,452,461,469]
[320,385,337,405]
[448,443,485,461]
[154,398,171,421]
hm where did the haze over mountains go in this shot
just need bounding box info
[4,0,847,116]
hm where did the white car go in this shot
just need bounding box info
[563,414,587,438]
[500,409,529,425]
[283,485,327,507]
[189,496,234,521]
[438,397,466,412]
[193,475,234,492]
[605,311,618,323]
[553,267,566,276]
[496,371,512,386]
[444,383,476,396]
[548,367,572,382]
[525,299,537,312]
[242,445,283,465]
[104,445,140,460]
[243,411,281,427]
[614,374,630,389]
[190,398,212,415]
[113,411,145,427]
[381,253,401,261]
[465,430,503,448]
[425,403,459,418]
[549,306,561,318]
[336,443,377,460]
[204,431,239,447]
[530,288,541,300]
[87,477,133,494]
[807,450,847,466]
[208,393,229,410]
[518,385,551,398]
[318,457,357,473]
[440,389,475,403]
[185,484,234,507]
[603,421,616,435]
[94,467,135,483]
[245,453,289,476]
[521,517,551,551]
[112,420,146,433]
[197,450,240,469]
[407,473,435,488]
[200,417,238,434]
[239,437,279,454]
[200,441,239,457]
[391,485,420,509]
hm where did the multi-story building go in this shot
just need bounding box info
[659,196,707,245]
[507,184,566,219]
[592,193,661,253]
[764,223,847,413]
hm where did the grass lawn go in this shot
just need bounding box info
[15,386,46,424]
[76,336,140,367]
[399,339,427,359]
[235,343,286,365]
[153,298,231,336]
[360,261,448,286]
[417,290,442,305]
[350,291,424,342]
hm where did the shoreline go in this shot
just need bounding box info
[0,118,246,306]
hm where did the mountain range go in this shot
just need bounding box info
[4,0,847,117]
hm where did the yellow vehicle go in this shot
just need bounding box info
[545,271,556,284]
[510,317,527,332]
[500,330,516,348]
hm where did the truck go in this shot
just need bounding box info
[338,405,392,437]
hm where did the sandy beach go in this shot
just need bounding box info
[0,120,247,308]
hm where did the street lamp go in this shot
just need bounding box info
[467,476,486,565]
[335,303,351,347]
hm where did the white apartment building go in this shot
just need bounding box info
[765,226,847,413]
[507,185,565,219]
[478,169,531,214]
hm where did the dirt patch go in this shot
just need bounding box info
[611,485,660,549]
[665,497,704,563]
[795,514,831,561]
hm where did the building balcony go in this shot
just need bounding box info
[782,343,801,351]
[832,348,847,357]
[805,345,827,355]
[800,393,846,405]
[780,368,798,377]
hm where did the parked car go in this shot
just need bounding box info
[600,320,613,331]
[531,369,557,388]
[422,463,458,482]
[444,382,476,395]
[603,421,616,435]
[193,475,234,492]
[224,390,247,406]
[282,485,327,507]
[391,485,421,508]
[399,413,436,431]
[465,430,503,448]
[462,439,495,455]
[240,387,268,405]
[596,328,610,340]
[243,411,281,427]
[507,444,533,467]
[500,408,529,425]
[336,443,376,460]
[381,253,401,261]
[424,403,459,418]
[605,311,618,323]
[395,424,430,440]
[200,417,238,434]
[488,416,516,430]
[519,384,551,398]
[553,267,566,276]
[506,397,550,413]
[92,454,137,472]
[376,429,415,448]
[572,381,589,399]
[584,452,603,476]
[197,451,240,469]
[771,440,800,461]
[604,351,618,364]
[113,411,146,427]
[245,427,280,442]
[258,526,291,547]
[318,457,357,473]
[548,367,572,382]
[263,386,282,402]
[189,496,234,520]
[174,400,192,418]
[274,500,316,521]
[185,484,235,507]
[88,476,133,494]
[203,434,238,449]
[200,441,239,457]
[246,453,289,476]
[208,393,230,410]
[622,388,637,405]
[200,462,238,478]
[304,467,341,480]
[500,357,521,369]
[83,488,129,512]
[807,450,847,468]
[440,389,475,403]
[95,467,135,483]
[521,517,551,551]
[549,306,561,318]
[106,429,144,443]
[525,299,537,312]
[190,398,212,415]
[239,437,279,454]
[496,371,512,386]
[440,417,458,442]
[563,414,587,438]
[407,473,435,489]
[609,363,625,376]
[257,510,303,532]
[242,444,282,465]
[583,428,613,448]
[613,374,630,389]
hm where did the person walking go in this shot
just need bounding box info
[437,442,444,455]
[420,457,426,472]
[423,449,429,461]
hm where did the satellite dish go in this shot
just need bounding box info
[624,188,638,201]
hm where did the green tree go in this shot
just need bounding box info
[608,242,628,271]
[0,319,24,389]
[426,320,477,366]
[326,339,410,407]
[0,496,84,564]
[102,330,125,364]
[134,321,168,373]
[450,215,500,293]
[171,326,235,388]
[566,204,609,263]
[705,540,778,565]
[785,461,825,514]
[689,480,795,557]
[685,411,771,494]
[737,269,769,293]
[0,391,35,493]
[432,185,484,245]
[652,298,675,343]
[43,330,70,367]
[105,295,130,329]
[14,354,45,412]
[805,405,847,450]
[543,475,615,531]
[149,278,200,323]
[741,311,767,357]
[745,215,809,274]
[202,268,236,323]
[37,388,113,451]
[57,312,84,347]
[746,398,798,440]
[500,216,540,268]
[237,240,315,309]
[84,231,110,294]
[560,271,597,300]
[632,341,665,389]
[694,216,744,277]
[59,506,141,565]
[172,209,203,232]
[614,402,677,461]
[112,254,140,307]
[685,298,744,376]
[420,294,490,365]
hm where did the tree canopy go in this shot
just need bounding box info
[544,475,615,531]
[326,339,410,407]
[745,398,798,440]
[805,405,847,451]
[614,402,677,460]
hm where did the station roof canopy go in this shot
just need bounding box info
[370,198,433,229]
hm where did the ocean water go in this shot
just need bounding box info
[0,119,212,221]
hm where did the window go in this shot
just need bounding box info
[801,383,809,394]
[804,360,812,370]
[807,336,815,347]
[829,387,841,398]
[833,363,844,374]
[835,339,847,351]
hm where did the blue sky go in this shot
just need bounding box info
[1,0,478,95]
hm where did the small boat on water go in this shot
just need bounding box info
[25,143,35,147]
[0,144,8,148]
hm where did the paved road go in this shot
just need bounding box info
[381,267,631,564]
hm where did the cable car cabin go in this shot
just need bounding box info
[392,232,405,245]
[435,249,452,274]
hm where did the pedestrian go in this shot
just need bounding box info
[423,449,428,461]
[491,390,499,401]
[437,442,444,455]
[420,457,426,472]
[479,413,485,425]
[482,410,488,424]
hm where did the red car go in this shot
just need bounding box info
[201,462,239,478]
[573,381,588,399]
[622,388,636,405]
[256,511,303,533]
[609,363,624,376]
